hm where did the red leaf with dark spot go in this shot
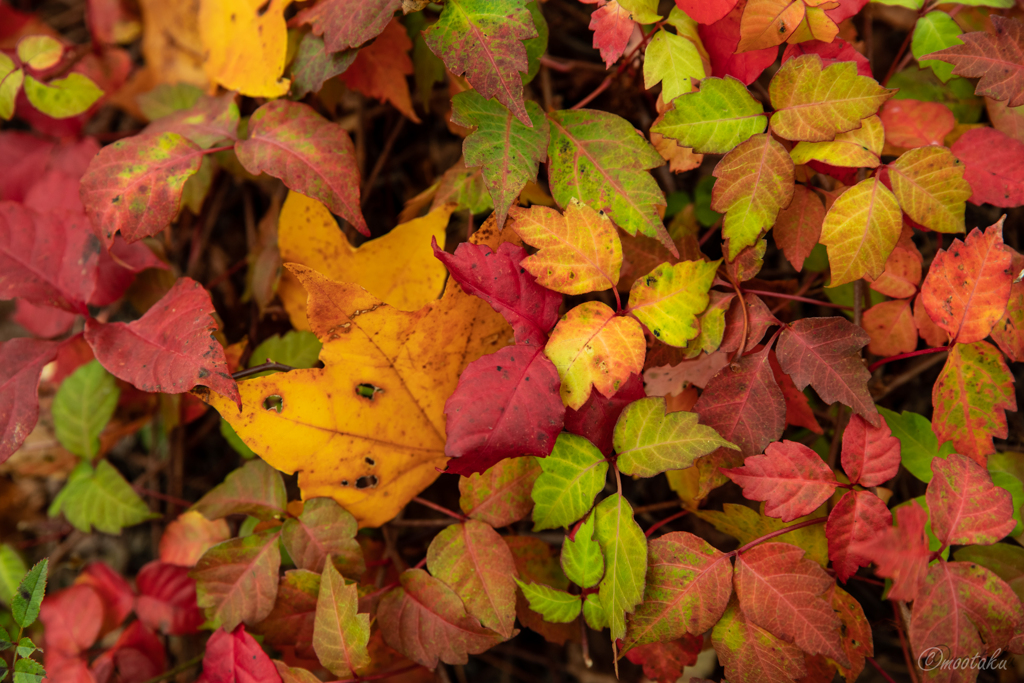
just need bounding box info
[849,501,930,601]
[135,560,205,636]
[84,277,240,405]
[825,490,892,582]
[443,344,564,475]
[623,634,703,683]
[0,337,62,464]
[841,414,900,487]
[724,440,838,521]
[197,625,283,683]
[564,372,645,456]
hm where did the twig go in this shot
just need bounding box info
[828,406,848,470]
[133,487,192,510]
[892,600,920,683]
[140,654,205,683]
[645,509,688,537]
[729,274,749,362]
[232,362,296,380]
[571,75,612,110]
[853,280,865,328]
[361,117,407,206]
[412,497,467,521]
[570,21,663,110]
[729,517,827,557]
[387,518,457,527]
[867,657,898,683]
[868,346,950,373]
[743,289,853,311]
[632,500,683,515]
[872,351,949,401]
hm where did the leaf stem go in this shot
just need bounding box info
[867,346,950,373]
[203,144,236,156]
[742,289,853,311]
[411,496,467,521]
[892,600,921,683]
[645,509,688,537]
[132,486,192,509]
[328,663,422,683]
[231,362,296,380]
[728,516,827,557]
[729,274,749,362]
[570,21,664,110]
[867,657,899,683]
[140,654,205,683]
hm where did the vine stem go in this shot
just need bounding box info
[892,600,921,683]
[743,289,854,311]
[729,273,749,362]
[571,21,664,110]
[728,517,827,557]
[867,657,899,683]
[231,362,296,380]
[140,654,205,683]
[645,509,688,537]
[411,496,468,521]
[868,346,950,373]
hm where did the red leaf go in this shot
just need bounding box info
[623,634,703,683]
[951,127,1024,207]
[585,1,636,69]
[993,247,1024,362]
[0,203,99,313]
[772,184,825,273]
[922,15,1024,107]
[720,294,778,355]
[294,0,401,52]
[90,236,168,308]
[339,19,419,123]
[712,600,807,683]
[235,100,367,236]
[733,542,850,666]
[24,170,85,213]
[848,501,930,601]
[142,93,240,149]
[45,657,96,683]
[432,238,561,348]
[927,453,1016,546]
[0,337,62,464]
[878,99,955,149]
[253,570,320,660]
[135,560,204,635]
[74,562,134,636]
[823,0,868,23]
[699,2,777,85]
[198,625,283,683]
[564,373,645,456]
[782,39,871,78]
[40,584,104,658]
[84,277,240,405]
[775,317,878,426]
[90,621,165,683]
[442,344,564,475]
[159,511,232,567]
[13,299,77,339]
[675,0,739,25]
[768,349,823,435]
[0,132,54,201]
[806,159,859,185]
[51,333,95,385]
[693,343,786,457]
[723,441,838,522]
[841,414,900,487]
[825,490,892,582]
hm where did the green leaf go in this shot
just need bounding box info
[515,580,582,623]
[0,63,23,121]
[248,330,323,376]
[423,0,537,126]
[289,33,356,99]
[820,177,902,286]
[137,83,205,120]
[614,397,737,477]
[651,77,767,154]
[988,452,1024,537]
[312,562,370,678]
[192,529,282,630]
[547,109,673,252]
[23,73,103,119]
[560,514,604,589]
[952,544,1024,603]
[0,626,9,651]
[870,0,922,9]
[405,12,446,112]
[16,36,63,70]
[694,175,720,227]
[48,461,158,535]
[52,360,120,460]
[0,544,27,606]
[912,11,964,83]
[451,90,549,228]
[877,407,956,483]
[696,503,828,566]
[888,69,983,123]
[643,29,705,105]
[594,493,647,641]
[627,260,720,347]
[522,1,548,84]
[15,638,35,659]
[12,559,47,629]
[191,458,287,521]
[12,658,44,683]
[583,593,608,630]
[531,433,609,531]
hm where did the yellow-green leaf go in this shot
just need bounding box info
[16,35,63,70]
[531,432,608,531]
[313,562,370,678]
[515,580,582,622]
[49,461,159,535]
[627,259,720,347]
[561,513,604,588]
[885,145,970,234]
[789,115,883,168]
[820,177,902,287]
[23,73,103,119]
[643,29,705,104]
[651,77,768,154]
[0,59,23,120]
[594,493,647,641]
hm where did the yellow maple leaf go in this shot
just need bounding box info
[278,192,453,331]
[199,0,291,97]
[199,221,514,527]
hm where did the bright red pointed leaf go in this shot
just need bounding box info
[84,277,239,405]
[13,299,76,339]
[442,344,564,476]
[253,570,320,660]
[781,39,871,77]
[733,542,849,665]
[40,584,104,658]
[693,343,785,457]
[159,511,232,567]
[623,531,732,649]
[340,19,419,123]
[235,100,367,236]
[135,560,204,635]
[909,562,1024,672]
[878,99,955,149]
[993,247,1024,362]
[432,239,561,348]
[772,184,824,272]
[90,621,166,683]
[841,413,900,487]
[699,2,776,85]
[768,350,823,435]
[825,490,892,582]
[951,127,1024,207]
[920,220,1013,344]
[775,317,878,426]
[923,16,1024,107]
[198,625,283,683]
[74,562,134,636]
[584,1,635,68]
[90,236,168,308]
[0,337,62,464]
[79,132,204,247]
[676,0,739,25]
[564,373,645,456]
[724,440,838,521]
[927,453,1016,546]
[377,568,504,668]
[0,203,99,313]
[849,501,930,601]
[623,634,703,683]
[294,0,401,52]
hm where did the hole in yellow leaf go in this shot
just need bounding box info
[356,383,383,400]
[263,395,283,412]
[355,475,378,489]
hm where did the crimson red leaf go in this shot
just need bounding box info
[781,39,871,77]
[443,344,564,475]
[234,100,367,236]
[12,300,76,339]
[699,2,777,85]
[84,277,240,405]
[712,600,807,683]
[0,203,99,313]
[135,560,204,636]
[89,236,168,307]
[0,337,62,464]
[24,170,84,213]
[824,0,868,23]
[922,15,1024,107]
[768,350,823,435]
[294,0,401,52]
[75,562,134,636]
[841,413,900,487]
[848,501,930,601]
[720,294,778,354]
[564,373,645,456]
[40,584,104,658]
[675,0,738,25]
[0,131,54,201]
[198,625,283,683]
[693,343,785,457]
[951,127,1024,207]
[622,634,703,683]
[724,440,838,522]
[825,490,892,582]
[733,542,850,665]
[432,238,561,347]
[927,453,1017,546]
[252,570,320,660]
[775,316,878,426]
[90,621,166,683]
